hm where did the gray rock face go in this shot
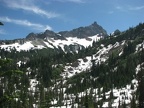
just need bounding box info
[1,22,107,52]
[26,22,107,40]
[26,33,37,40]
[59,22,107,38]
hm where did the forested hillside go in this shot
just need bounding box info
[0,23,144,108]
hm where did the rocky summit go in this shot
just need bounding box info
[0,22,107,52]
[26,22,107,40]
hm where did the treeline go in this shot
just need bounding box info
[0,22,144,107]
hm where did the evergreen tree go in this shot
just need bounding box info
[84,91,89,108]
[122,100,126,108]
[137,65,144,108]
[131,95,137,108]
[0,58,23,107]
[113,29,121,36]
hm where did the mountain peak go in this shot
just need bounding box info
[91,21,98,26]
[26,22,107,40]
[58,22,107,38]
[26,32,37,40]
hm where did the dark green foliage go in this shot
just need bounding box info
[0,58,23,108]
[137,65,144,108]
[113,29,121,35]
[0,22,144,107]
[122,41,136,57]
[84,92,89,108]
[65,72,91,94]
[131,95,137,108]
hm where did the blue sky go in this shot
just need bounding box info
[0,0,144,40]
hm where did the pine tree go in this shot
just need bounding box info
[137,65,144,108]
[0,58,23,107]
[131,95,137,108]
[122,100,126,108]
[84,91,89,108]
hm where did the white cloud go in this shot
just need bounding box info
[53,0,85,3]
[65,0,85,3]
[115,6,125,11]
[3,0,59,18]
[115,5,144,12]
[0,17,52,31]
[128,5,144,11]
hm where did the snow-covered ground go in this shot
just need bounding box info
[50,63,140,108]
[61,41,123,78]
[13,39,137,108]
[135,41,144,52]
[4,37,141,108]
[0,34,102,52]
[49,41,140,108]
[0,41,45,51]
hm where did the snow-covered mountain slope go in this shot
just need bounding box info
[1,23,144,108]
[48,40,140,108]
[60,40,125,78]
[0,42,45,52]
[0,21,107,52]
[0,34,102,52]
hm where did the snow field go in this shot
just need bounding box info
[3,38,142,108]
[50,41,139,107]
[0,34,102,52]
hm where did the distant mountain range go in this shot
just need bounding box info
[0,22,107,52]
[1,22,144,108]
[26,21,107,39]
